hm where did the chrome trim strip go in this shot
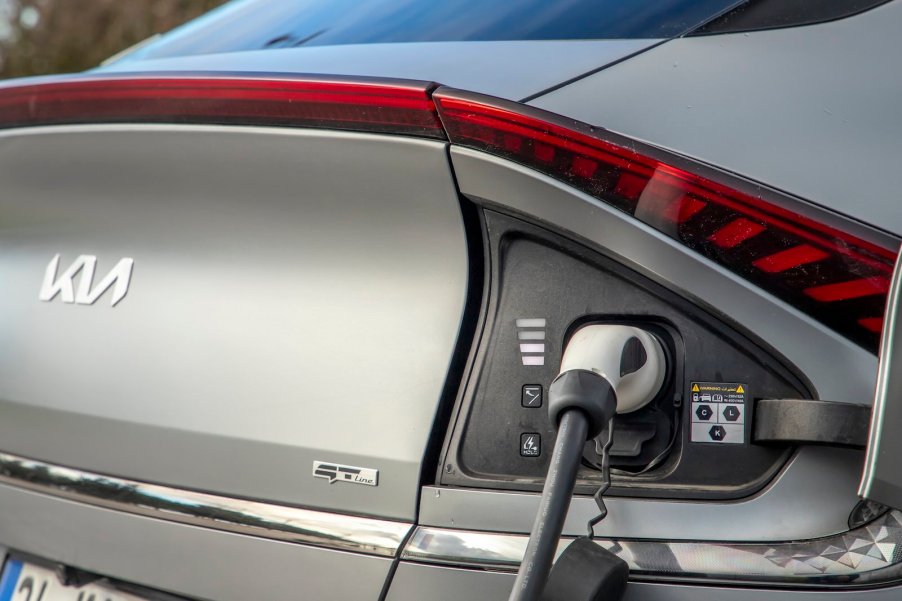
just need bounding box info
[0,452,411,557]
[403,510,902,586]
[860,248,902,503]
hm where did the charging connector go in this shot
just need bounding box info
[561,325,666,414]
[508,323,668,601]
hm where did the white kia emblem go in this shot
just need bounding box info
[39,254,134,307]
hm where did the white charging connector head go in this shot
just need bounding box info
[559,324,666,414]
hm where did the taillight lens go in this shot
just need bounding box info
[0,75,446,138]
[434,91,899,352]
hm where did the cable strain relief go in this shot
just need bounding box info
[549,369,617,439]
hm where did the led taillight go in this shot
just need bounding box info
[0,75,446,138]
[434,91,899,351]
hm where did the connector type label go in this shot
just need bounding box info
[689,382,747,444]
[313,461,379,486]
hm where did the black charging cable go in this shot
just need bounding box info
[508,369,619,601]
[509,409,588,601]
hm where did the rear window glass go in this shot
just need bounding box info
[129,0,741,60]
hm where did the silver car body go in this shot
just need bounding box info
[0,1,900,599]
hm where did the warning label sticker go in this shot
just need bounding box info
[690,382,747,444]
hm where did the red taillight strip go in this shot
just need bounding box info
[433,90,900,352]
[753,245,831,274]
[859,317,885,333]
[708,218,766,249]
[0,75,446,139]
[805,278,891,303]
[437,96,894,266]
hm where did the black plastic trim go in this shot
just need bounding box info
[754,399,871,448]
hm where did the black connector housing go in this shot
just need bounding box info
[548,369,617,440]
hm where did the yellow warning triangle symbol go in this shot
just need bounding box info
[691,384,700,392]
[736,385,745,394]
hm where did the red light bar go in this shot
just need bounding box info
[708,218,766,249]
[434,91,900,351]
[753,245,830,274]
[0,75,446,139]
[805,278,890,303]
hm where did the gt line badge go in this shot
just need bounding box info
[313,461,378,487]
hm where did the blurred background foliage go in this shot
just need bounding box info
[0,0,228,79]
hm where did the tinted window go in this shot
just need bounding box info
[129,0,740,60]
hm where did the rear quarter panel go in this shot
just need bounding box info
[0,124,468,521]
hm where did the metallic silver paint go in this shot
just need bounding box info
[0,11,890,597]
[0,398,421,524]
[0,483,393,601]
[385,563,515,601]
[386,563,902,601]
[861,249,902,507]
[0,451,409,557]
[98,40,657,101]
[0,124,467,521]
[421,447,862,541]
[404,510,902,583]
[529,0,902,236]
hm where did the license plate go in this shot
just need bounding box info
[0,559,148,601]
